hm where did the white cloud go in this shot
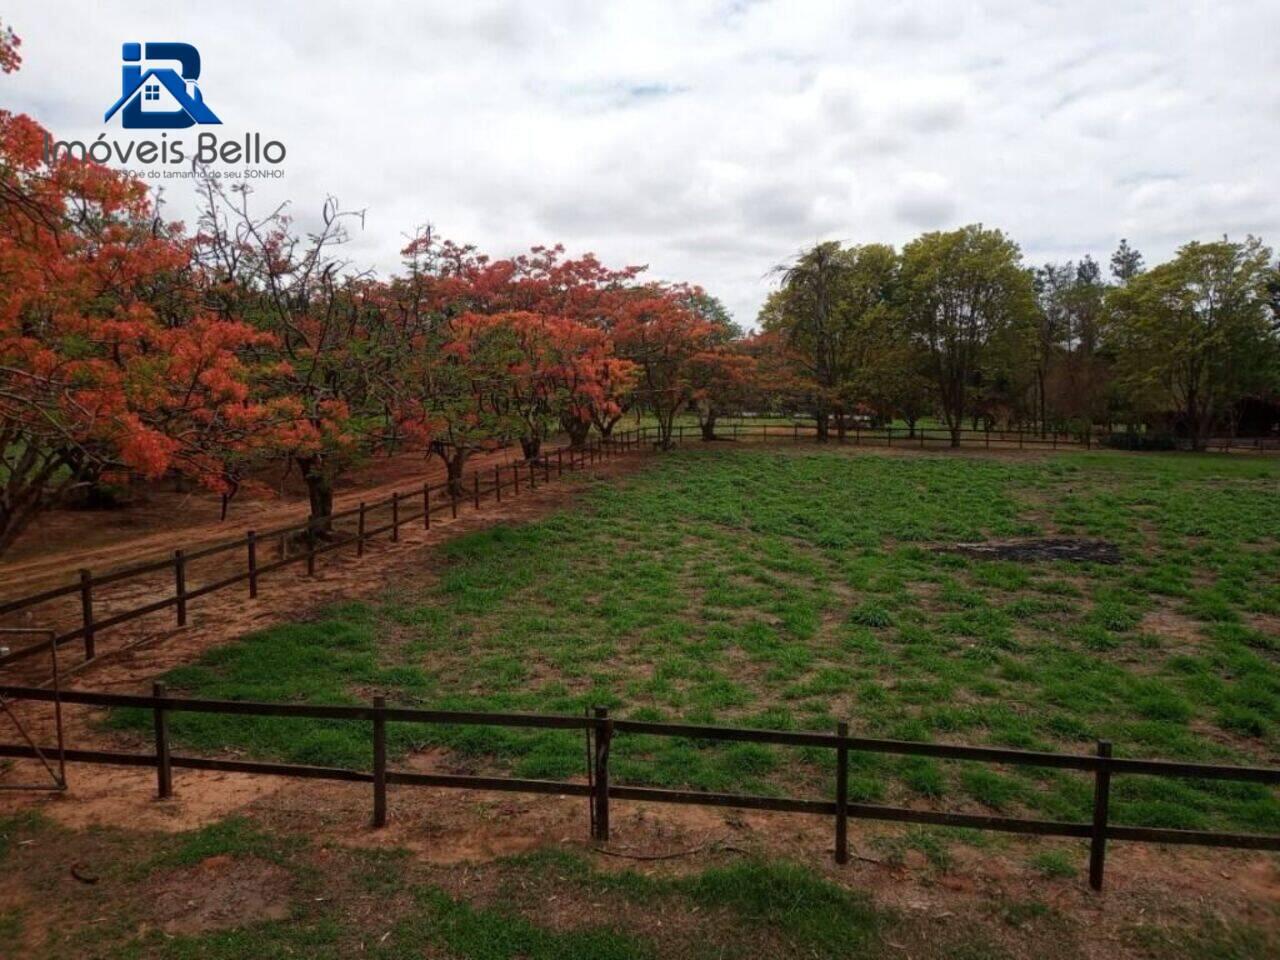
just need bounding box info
[893,172,958,229]
[5,0,1280,327]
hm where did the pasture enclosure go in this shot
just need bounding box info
[0,422,1109,681]
[8,414,1246,669]
[4,447,1276,829]
[2,681,1278,892]
[1,442,1278,958]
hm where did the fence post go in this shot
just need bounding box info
[174,550,187,627]
[153,681,172,799]
[372,695,387,828]
[357,502,367,556]
[450,482,459,519]
[79,569,95,661]
[887,426,893,447]
[544,455,551,483]
[558,448,563,477]
[494,465,502,502]
[1089,739,1112,891]
[530,460,538,490]
[592,706,612,842]
[391,492,400,542]
[835,720,849,865]
[306,523,317,576]
[423,484,431,530]
[514,462,521,492]
[247,531,258,598]
[473,472,481,509]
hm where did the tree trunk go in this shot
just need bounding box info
[906,417,918,439]
[657,410,676,449]
[520,436,542,461]
[1037,370,1047,438]
[304,471,333,533]
[563,416,591,449]
[444,450,468,498]
[815,409,830,443]
[701,412,718,441]
[0,484,45,557]
[297,456,334,533]
[593,413,619,438]
[835,412,847,443]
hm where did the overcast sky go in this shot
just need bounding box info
[6,1,1280,325]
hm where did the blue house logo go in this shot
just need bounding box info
[104,42,220,129]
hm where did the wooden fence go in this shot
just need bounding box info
[0,683,1276,891]
[1,419,1274,676]
[0,430,645,673]
[661,421,1094,449]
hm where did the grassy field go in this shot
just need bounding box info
[112,447,1280,836]
[1,808,1272,960]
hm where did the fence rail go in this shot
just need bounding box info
[1,419,1275,676]
[0,431,645,673]
[0,683,1276,890]
[665,421,1094,449]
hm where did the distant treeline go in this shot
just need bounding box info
[751,227,1280,448]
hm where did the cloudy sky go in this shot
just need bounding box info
[6,0,1280,324]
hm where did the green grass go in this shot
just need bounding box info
[1028,848,1078,879]
[3,810,1275,960]
[500,850,884,957]
[111,448,1280,833]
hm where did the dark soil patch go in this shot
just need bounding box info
[939,537,1123,564]
[147,854,291,934]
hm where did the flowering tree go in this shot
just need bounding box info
[194,181,436,526]
[0,36,271,552]
[552,322,634,449]
[384,231,516,496]
[613,284,716,449]
[471,246,642,450]
[688,344,756,441]
[0,20,20,74]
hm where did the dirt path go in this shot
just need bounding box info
[0,443,563,597]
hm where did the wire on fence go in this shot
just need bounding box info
[0,683,1276,891]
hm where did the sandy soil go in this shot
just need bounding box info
[5,754,1277,959]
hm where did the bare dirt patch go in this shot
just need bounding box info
[5,766,282,832]
[939,537,1123,564]
[1141,608,1205,646]
[147,855,291,934]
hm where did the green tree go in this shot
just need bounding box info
[1106,236,1279,449]
[899,225,1037,447]
[1032,262,1075,435]
[1110,238,1145,283]
[764,242,897,441]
